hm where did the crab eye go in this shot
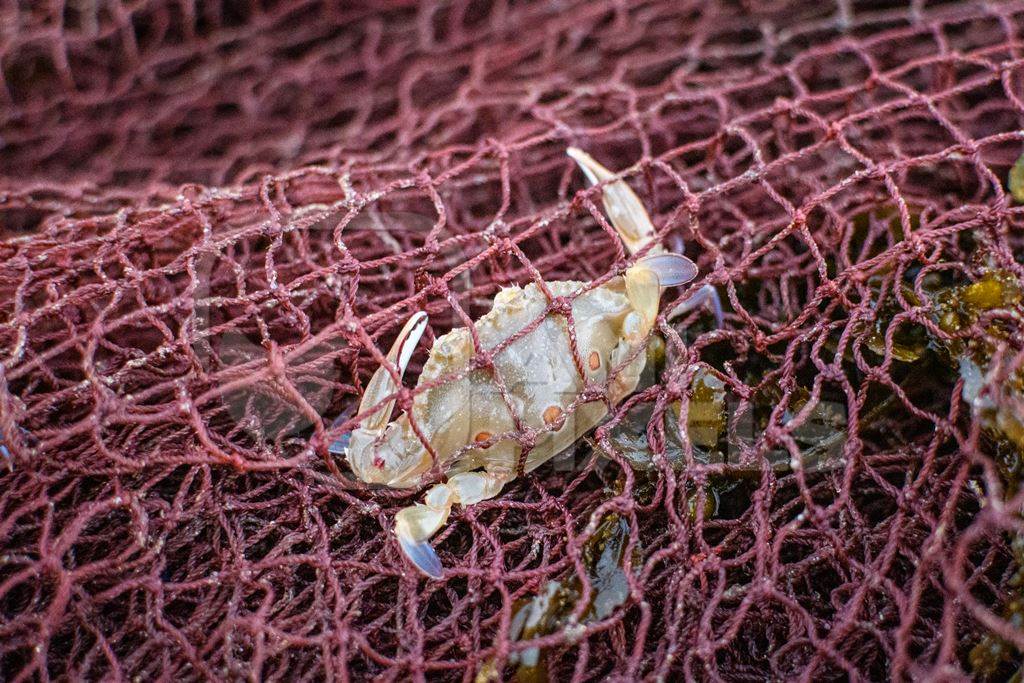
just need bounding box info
[588,351,601,370]
[543,406,563,425]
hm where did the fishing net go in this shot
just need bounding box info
[3,0,1024,679]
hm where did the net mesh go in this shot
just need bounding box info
[3,0,1024,679]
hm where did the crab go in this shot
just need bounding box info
[342,148,721,578]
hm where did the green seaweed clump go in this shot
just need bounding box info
[925,270,1024,678]
[863,268,1024,455]
[864,283,929,362]
[933,270,1022,341]
[933,270,1024,454]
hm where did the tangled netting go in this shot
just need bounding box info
[4,0,1024,680]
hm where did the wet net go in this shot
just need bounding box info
[3,0,1024,680]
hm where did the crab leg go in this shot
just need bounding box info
[569,147,697,291]
[395,471,512,578]
[568,148,715,324]
[668,284,723,328]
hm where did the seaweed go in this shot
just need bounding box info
[479,513,638,682]
[931,270,1023,455]
[604,368,848,479]
[872,267,1024,677]
[862,267,1023,456]
[1009,153,1024,204]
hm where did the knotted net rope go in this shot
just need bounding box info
[2,1,1024,679]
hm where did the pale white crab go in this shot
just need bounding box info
[343,148,720,577]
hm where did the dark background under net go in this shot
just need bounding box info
[2,0,1024,680]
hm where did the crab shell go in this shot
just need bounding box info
[346,277,650,488]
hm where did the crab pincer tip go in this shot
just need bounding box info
[398,533,444,579]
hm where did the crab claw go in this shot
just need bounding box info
[327,432,351,456]
[569,146,699,290]
[327,404,357,455]
[358,311,429,432]
[568,146,660,256]
[344,312,429,483]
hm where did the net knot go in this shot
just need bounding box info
[176,184,205,205]
[516,429,537,452]
[470,351,495,372]
[547,296,574,318]
[481,233,515,257]
[337,258,361,277]
[396,389,415,414]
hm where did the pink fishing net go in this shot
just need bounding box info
[3,0,1024,679]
